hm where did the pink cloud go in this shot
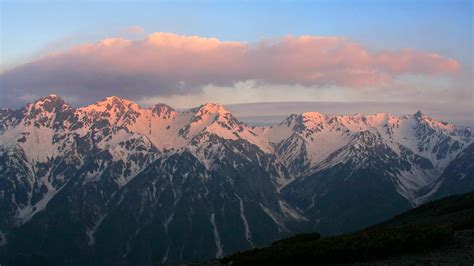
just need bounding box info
[0,33,460,106]
[125,26,145,34]
[243,35,459,86]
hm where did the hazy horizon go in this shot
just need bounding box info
[3,93,472,127]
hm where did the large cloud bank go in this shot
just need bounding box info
[0,32,459,106]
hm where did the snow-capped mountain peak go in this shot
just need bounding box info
[299,112,326,129]
[150,103,176,119]
[188,103,233,128]
[179,103,271,152]
[27,94,71,114]
[413,110,456,132]
[76,96,142,127]
[195,103,230,115]
[81,95,141,113]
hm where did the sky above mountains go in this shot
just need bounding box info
[0,0,472,125]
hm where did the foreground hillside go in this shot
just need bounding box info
[221,192,474,265]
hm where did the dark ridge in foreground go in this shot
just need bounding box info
[220,192,474,265]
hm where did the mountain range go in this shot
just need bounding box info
[0,94,472,265]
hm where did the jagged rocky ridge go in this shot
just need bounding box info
[0,94,472,265]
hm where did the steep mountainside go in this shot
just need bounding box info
[0,94,472,265]
[431,143,474,200]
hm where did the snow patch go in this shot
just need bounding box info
[16,181,67,225]
[235,194,255,247]
[162,245,170,264]
[210,213,223,258]
[86,214,107,246]
[0,231,7,246]
[163,212,174,233]
[395,168,439,206]
[259,203,289,232]
[279,200,308,222]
